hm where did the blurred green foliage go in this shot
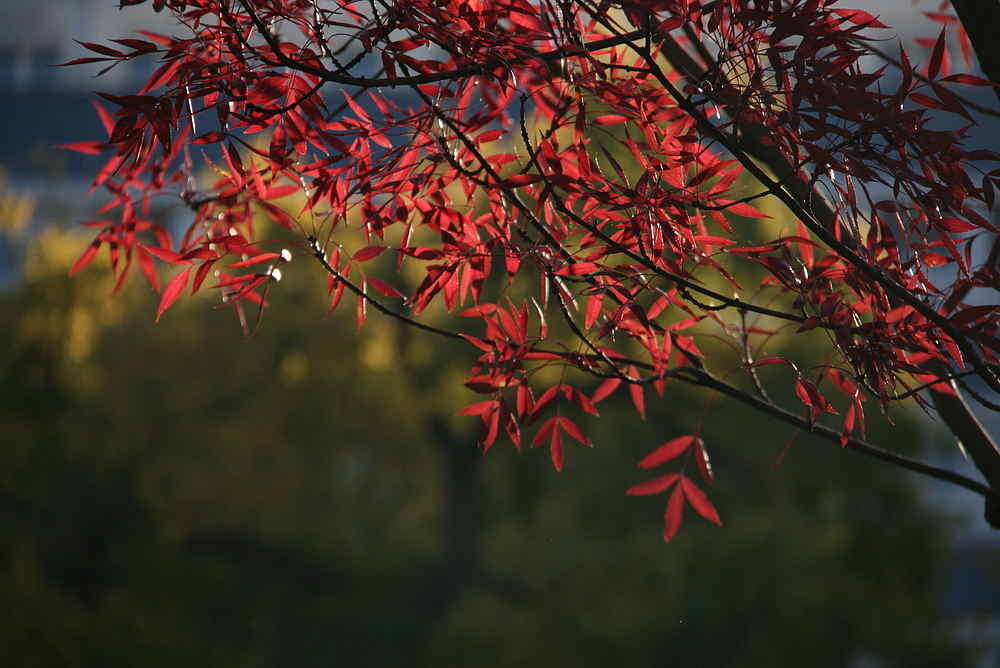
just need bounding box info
[0,201,980,666]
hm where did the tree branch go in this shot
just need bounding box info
[308,237,466,341]
[950,0,1000,105]
[668,365,1000,503]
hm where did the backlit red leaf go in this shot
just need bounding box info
[639,436,698,468]
[498,173,543,188]
[353,246,388,262]
[367,277,404,298]
[156,267,191,321]
[558,416,592,446]
[550,425,564,471]
[57,141,111,155]
[681,477,722,525]
[626,473,680,496]
[591,377,621,403]
[662,485,685,542]
[70,241,102,276]
[694,438,714,484]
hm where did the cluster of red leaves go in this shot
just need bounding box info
[627,435,720,541]
[64,0,1000,540]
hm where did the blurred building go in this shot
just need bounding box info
[0,0,174,94]
[0,0,176,286]
[0,0,175,185]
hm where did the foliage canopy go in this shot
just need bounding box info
[65,0,1000,538]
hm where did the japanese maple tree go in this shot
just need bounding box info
[64,0,1000,540]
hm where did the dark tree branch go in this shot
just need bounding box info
[925,358,1000,526]
[950,0,1000,105]
[668,366,1000,503]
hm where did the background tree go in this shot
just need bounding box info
[0,199,983,666]
[64,0,1000,537]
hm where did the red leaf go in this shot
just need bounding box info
[191,131,227,145]
[457,400,497,416]
[834,8,888,28]
[498,173,543,188]
[562,386,598,415]
[56,141,111,155]
[228,252,282,268]
[477,402,501,452]
[949,304,998,326]
[629,381,646,420]
[367,277,404,298]
[531,416,566,470]
[922,253,950,267]
[935,217,978,233]
[516,381,535,420]
[795,377,836,415]
[639,436,697,468]
[558,416,592,446]
[591,377,621,403]
[136,246,160,293]
[626,473,680,496]
[509,8,544,30]
[70,241,101,276]
[224,141,245,179]
[381,51,397,78]
[59,57,112,67]
[674,335,704,359]
[156,267,191,321]
[530,415,558,448]
[499,399,520,451]
[400,246,443,261]
[624,365,647,420]
[464,378,498,394]
[76,40,124,57]
[192,260,217,293]
[554,261,600,276]
[926,27,947,80]
[550,425,564,471]
[327,280,346,316]
[460,333,493,351]
[353,246,387,262]
[841,403,857,447]
[725,201,767,218]
[694,438,714,484]
[909,92,950,112]
[140,244,184,264]
[681,477,722,525]
[593,114,629,126]
[941,73,996,86]
[662,485,685,542]
[529,385,560,424]
[460,304,497,318]
[356,294,366,330]
[753,357,798,370]
[112,38,157,51]
[585,291,604,329]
